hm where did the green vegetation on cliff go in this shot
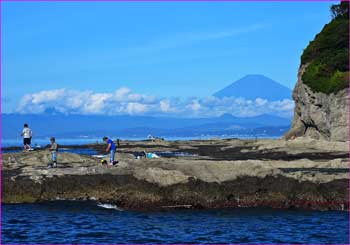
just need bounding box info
[301,2,349,94]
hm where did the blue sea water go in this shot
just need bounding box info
[2,201,349,244]
[1,135,280,148]
[1,147,98,155]
[1,138,105,148]
[59,147,98,155]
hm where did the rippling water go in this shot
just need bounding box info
[59,148,98,155]
[2,201,348,244]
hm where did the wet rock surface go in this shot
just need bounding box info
[2,138,349,211]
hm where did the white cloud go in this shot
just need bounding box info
[126,102,148,114]
[255,98,268,106]
[31,89,66,104]
[187,100,201,111]
[115,87,131,100]
[82,93,113,114]
[160,100,176,113]
[17,87,294,118]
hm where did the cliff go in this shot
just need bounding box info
[285,65,348,141]
[285,2,349,141]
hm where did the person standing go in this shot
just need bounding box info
[103,136,117,166]
[48,137,58,168]
[21,123,32,151]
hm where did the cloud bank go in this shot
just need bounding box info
[17,87,294,118]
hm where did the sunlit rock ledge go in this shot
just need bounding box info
[2,138,349,211]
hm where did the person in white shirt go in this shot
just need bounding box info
[21,123,32,151]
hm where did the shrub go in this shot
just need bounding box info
[301,2,349,94]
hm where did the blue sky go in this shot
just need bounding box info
[2,1,333,116]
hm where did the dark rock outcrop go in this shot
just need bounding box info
[2,139,349,211]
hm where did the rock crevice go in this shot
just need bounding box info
[285,65,348,142]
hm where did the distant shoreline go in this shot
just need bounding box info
[1,135,282,148]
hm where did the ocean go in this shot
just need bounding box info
[2,201,348,244]
[1,135,280,149]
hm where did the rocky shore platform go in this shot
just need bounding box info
[2,138,349,211]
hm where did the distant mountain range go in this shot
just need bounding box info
[3,74,293,140]
[2,113,291,139]
[214,74,292,101]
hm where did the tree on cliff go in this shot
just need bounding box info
[301,1,349,94]
[330,1,349,19]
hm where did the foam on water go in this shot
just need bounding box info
[97,203,123,211]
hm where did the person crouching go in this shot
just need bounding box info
[103,136,117,166]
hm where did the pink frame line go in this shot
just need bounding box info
[348,0,350,243]
[0,0,349,245]
[1,1,3,245]
[0,0,342,2]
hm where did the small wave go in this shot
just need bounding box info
[92,154,107,158]
[97,203,123,211]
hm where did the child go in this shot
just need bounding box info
[48,137,58,168]
[103,136,117,166]
[21,123,32,151]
